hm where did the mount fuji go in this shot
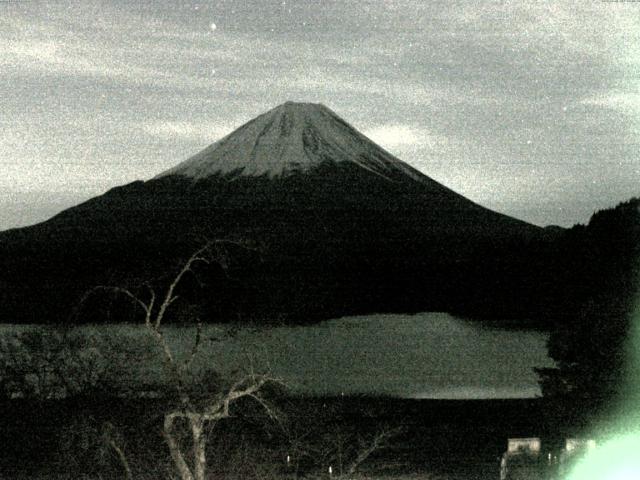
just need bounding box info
[158,101,432,182]
[0,102,549,325]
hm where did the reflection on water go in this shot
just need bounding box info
[0,312,554,399]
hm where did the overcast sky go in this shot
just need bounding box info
[1,0,639,230]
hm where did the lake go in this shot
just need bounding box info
[0,312,554,399]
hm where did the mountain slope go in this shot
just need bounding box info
[0,102,549,325]
[156,101,430,182]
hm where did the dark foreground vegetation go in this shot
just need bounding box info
[0,395,553,479]
[537,198,640,427]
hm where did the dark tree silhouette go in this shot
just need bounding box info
[536,198,640,427]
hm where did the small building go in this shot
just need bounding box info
[500,436,597,480]
[501,437,545,480]
[507,438,541,455]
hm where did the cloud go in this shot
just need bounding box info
[141,121,234,143]
[581,93,640,115]
[0,12,252,93]
[365,124,424,146]
[364,124,449,151]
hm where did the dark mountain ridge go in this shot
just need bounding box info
[0,102,564,325]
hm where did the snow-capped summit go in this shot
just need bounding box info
[156,101,425,182]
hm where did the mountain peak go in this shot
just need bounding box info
[272,101,331,116]
[155,102,427,182]
[279,100,325,109]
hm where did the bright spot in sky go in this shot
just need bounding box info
[209,22,217,31]
[567,433,640,480]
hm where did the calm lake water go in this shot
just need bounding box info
[0,312,554,399]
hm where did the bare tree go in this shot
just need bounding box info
[315,425,404,477]
[280,399,404,479]
[87,241,280,480]
[344,426,404,476]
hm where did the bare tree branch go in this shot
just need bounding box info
[154,242,212,329]
[102,422,133,480]
[183,321,203,371]
[163,414,195,480]
[346,426,404,476]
